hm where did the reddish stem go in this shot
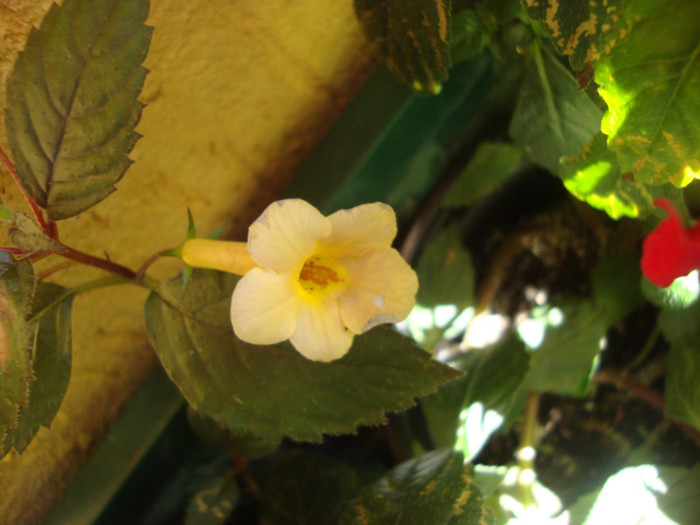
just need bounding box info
[59,245,137,281]
[0,145,52,237]
[0,246,30,256]
[596,369,700,448]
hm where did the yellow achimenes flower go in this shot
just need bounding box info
[181,199,418,362]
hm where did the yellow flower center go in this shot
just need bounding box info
[298,256,348,299]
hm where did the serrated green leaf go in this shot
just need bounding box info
[523,0,627,71]
[509,39,602,174]
[416,225,475,307]
[186,406,280,461]
[340,450,492,524]
[261,450,363,525]
[665,342,700,432]
[185,474,239,525]
[443,142,523,208]
[2,282,73,454]
[145,271,461,443]
[5,0,152,220]
[0,255,34,455]
[596,0,700,186]
[354,0,451,94]
[561,132,686,219]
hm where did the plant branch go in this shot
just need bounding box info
[0,145,52,236]
[59,244,137,281]
[596,368,700,449]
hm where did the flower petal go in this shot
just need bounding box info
[248,199,331,271]
[641,199,700,287]
[290,300,354,362]
[230,268,299,344]
[339,247,418,333]
[320,203,397,258]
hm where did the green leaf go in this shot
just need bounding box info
[665,342,700,432]
[584,464,700,524]
[0,255,34,455]
[656,464,700,525]
[658,300,700,346]
[353,0,451,94]
[5,0,152,220]
[186,406,280,461]
[443,142,523,208]
[591,253,644,324]
[2,283,73,454]
[519,301,608,397]
[185,474,239,525]
[522,0,627,71]
[144,271,462,442]
[416,225,475,307]
[509,39,602,174]
[642,271,700,311]
[260,450,363,525]
[561,132,687,219]
[422,336,529,448]
[340,450,492,524]
[596,0,700,186]
[450,6,496,65]
[0,211,64,253]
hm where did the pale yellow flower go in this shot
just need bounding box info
[182,199,418,362]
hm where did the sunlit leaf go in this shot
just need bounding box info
[2,283,73,454]
[596,0,700,186]
[354,0,451,94]
[340,450,492,524]
[656,464,700,525]
[584,464,700,525]
[518,301,607,397]
[5,0,152,220]
[561,132,686,219]
[523,0,626,71]
[260,450,362,525]
[443,142,523,208]
[509,39,602,174]
[665,342,700,433]
[145,271,461,442]
[185,474,238,525]
[416,225,475,307]
[0,255,34,456]
[422,336,529,448]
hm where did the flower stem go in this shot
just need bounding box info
[517,391,540,509]
[0,145,53,236]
